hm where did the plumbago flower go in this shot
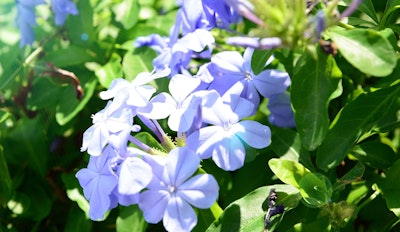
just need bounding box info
[51,0,79,26]
[268,92,296,128]
[15,0,46,46]
[139,147,219,232]
[138,74,204,133]
[76,146,159,220]
[201,47,291,113]
[187,92,271,171]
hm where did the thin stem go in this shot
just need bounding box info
[210,201,223,219]
[128,135,153,153]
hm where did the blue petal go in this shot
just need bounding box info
[163,195,197,232]
[178,174,219,208]
[139,190,170,223]
[212,136,246,171]
[118,157,153,195]
[165,147,200,187]
[232,121,271,148]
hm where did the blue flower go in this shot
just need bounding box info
[138,74,203,132]
[99,69,170,108]
[186,93,271,171]
[76,146,119,220]
[51,0,78,26]
[81,95,138,156]
[206,48,291,112]
[267,92,296,128]
[139,147,219,232]
[15,0,45,46]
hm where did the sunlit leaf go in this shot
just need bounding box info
[206,185,300,232]
[329,28,397,77]
[292,47,342,151]
[316,82,400,171]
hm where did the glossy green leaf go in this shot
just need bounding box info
[0,146,12,205]
[316,83,400,171]
[379,159,400,217]
[270,128,301,161]
[206,185,300,232]
[116,205,147,232]
[343,0,379,23]
[122,47,156,81]
[251,49,274,75]
[268,158,311,188]
[113,0,140,29]
[292,48,342,151]
[351,141,397,169]
[329,28,396,77]
[95,53,123,88]
[299,173,331,208]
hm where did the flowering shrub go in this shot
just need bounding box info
[1,0,400,231]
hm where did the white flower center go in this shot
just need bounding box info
[245,71,253,81]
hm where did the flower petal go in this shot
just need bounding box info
[166,147,200,187]
[118,157,153,195]
[178,174,219,208]
[232,121,271,148]
[139,190,170,224]
[163,195,197,232]
[212,136,246,171]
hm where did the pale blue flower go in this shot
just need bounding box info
[99,69,170,108]
[76,146,119,220]
[206,48,291,111]
[139,147,219,232]
[51,0,78,26]
[138,74,202,132]
[268,92,296,128]
[81,94,139,156]
[15,0,45,46]
[186,93,271,171]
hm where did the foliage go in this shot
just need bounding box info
[0,0,400,231]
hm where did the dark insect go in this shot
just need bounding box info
[264,188,285,232]
[319,39,338,56]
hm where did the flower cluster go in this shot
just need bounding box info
[75,0,363,231]
[15,0,78,47]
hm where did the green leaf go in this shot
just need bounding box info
[65,205,92,232]
[329,28,397,77]
[299,173,331,208]
[0,109,11,124]
[316,82,400,171]
[113,0,140,29]
[0,146,12,205]
[116,205,147,232]
[333,162,365,192]
[55,74,97,126]
[44,46,96,67]
[95,53,123,88]
[122,47,156,81]
[6,117,48,177]
[343,0,379,23]
[292,48,342,151]
[268,158,311,188]
[206,185,300,232]
[270,128,301,161]
[351,141,397,169]
[379,159,400,218]
[251,49,274,75]
[26,77,62,110]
